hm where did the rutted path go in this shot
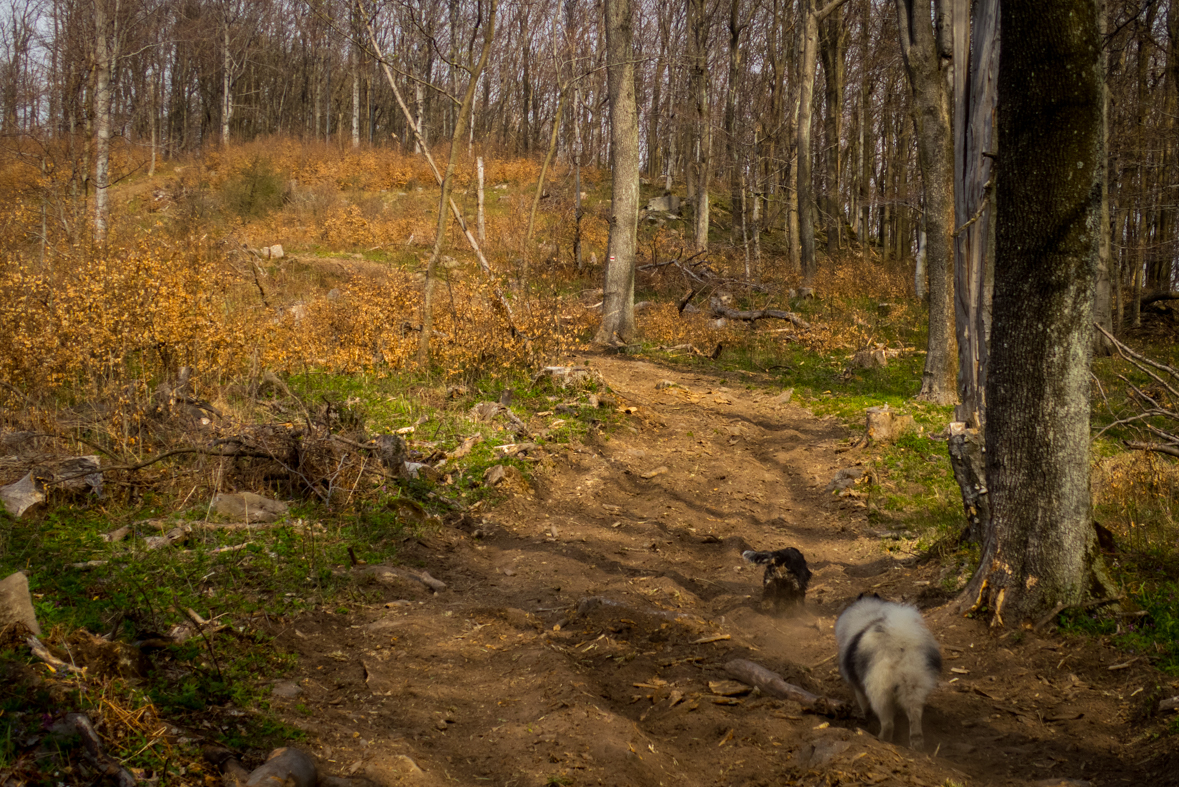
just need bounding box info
[268,354,1175,787]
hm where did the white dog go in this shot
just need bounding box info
[834,593,941,749]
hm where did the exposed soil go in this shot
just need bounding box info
[265,354,1179,787]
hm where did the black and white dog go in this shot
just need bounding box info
[835,593,942,749]
[741,547,812,613]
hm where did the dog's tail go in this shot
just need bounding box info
[742,550,773,565]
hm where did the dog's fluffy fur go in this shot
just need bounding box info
[835,594,941,749]
[742,547,812,613]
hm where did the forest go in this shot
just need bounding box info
[1,0,1179,785]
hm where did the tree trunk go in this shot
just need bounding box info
[959,0,1114,626]
[897,0,957,405]
[526,86,568,247]
[797,0,820,284]
[596,0,640,344]
[419,2,496,365]
[819,8,844,255]
[93,0,113,244]
[221,19,232,145]
[688,0,711,252]
[950,0,998,543]
[1091,0,1112,353]
[725,0,744,245]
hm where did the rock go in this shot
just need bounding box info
[365,753,425,784]
[327,288,342,301]
[865,405,916,444]
[263,244,284,259]
[211,492,289,523]
[640,466,669,480]
[655,380,682,390]
[798,287,815,299]
[803,735,852,769]
[372,434,408,469]
[644,194,681,213]
[773,389,794,405]
[533,366,605,390]
[0,571,40,636]
[852,348,889,368]
[1,472,46,517]
[271,681,303,698]
[483,465,507,487]
[825,466,865,493]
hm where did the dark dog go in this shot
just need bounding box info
[742,547,812,613]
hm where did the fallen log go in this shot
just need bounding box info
[708,296,811,330]
[724,658,847,716]
[1160,696,1179,713]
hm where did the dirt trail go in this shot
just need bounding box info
[270,354,1177,787]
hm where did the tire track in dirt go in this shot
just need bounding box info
[267,354,1175,787]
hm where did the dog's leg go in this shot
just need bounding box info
[905,703,925,750]
[873,695,896,744]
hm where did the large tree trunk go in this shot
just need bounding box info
[688,0,711,252]
[960,0,1114,626]
[897,0,957,405]
[595,0,639,344]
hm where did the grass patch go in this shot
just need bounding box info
[1059,557,1179,676]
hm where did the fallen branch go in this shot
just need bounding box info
[28,635,84,675]
[724,658,847,716]
[62,713,137,787]
[1160,696,1179,712]
[1124,440,1179,459]
[709,296,811,330]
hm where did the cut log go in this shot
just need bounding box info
[246,747,317,787]
[724,658,847,716]
[0,471,45,517]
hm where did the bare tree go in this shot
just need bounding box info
[797,0,850,285]
[687,0,711,252]
[960,0,1116,626]
[896,0,956,404]
[948,0,997,542]
[595,0,639,344]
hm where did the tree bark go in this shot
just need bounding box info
[93,0,114,243]
[595,0,639,344]
[725,0,745,245]
[688,0,711,252]
[819,8,844,255]
[959,0,1114,626]
[797,0,821,284]
[897,0,957,405]
[952,0,998,429]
